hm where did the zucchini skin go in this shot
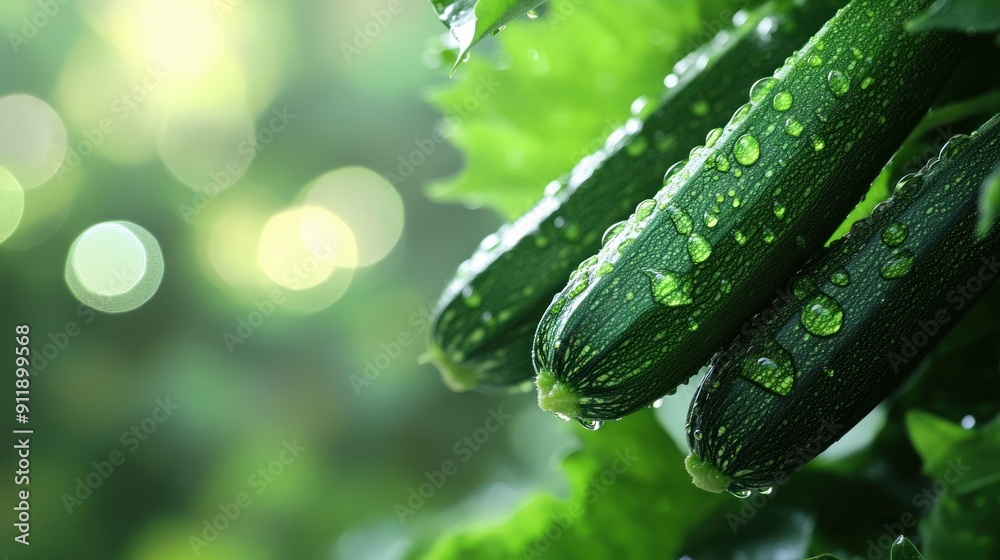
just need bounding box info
[686,112,1000,494]
[533,0,966,422]
[426,0,843,392]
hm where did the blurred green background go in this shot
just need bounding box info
[0,0,571,558]
[3,0,1000,559]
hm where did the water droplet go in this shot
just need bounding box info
[784,118,803,137]
[734,134,760,166]
[636,199,656,221]
[812,136,825,151]
[741,340,795,396]
[688,234,712,263]
[731,489,752,499]
[602,221,627,245]
[663,159,687,185]
[882,222,908,247]
[773,201,786,219]
[704,213,719,228]
[940,134,971,160]
[894,173,924,197]
[693,429,703,441]
[749,77,778,105]
[579,419,602,430]
[666,206,693,235]
[491,25,506,36]
[734,231,747,245]
[861,76,874,89]
[652,398,664,409]
[687,317,699,331]
[772,91,793,111]
[762,226,776,244]
[830,268,851,287]
[730,103,751,124]
[759,486,774,495]
[526,9,539,19]
[462,286,481,307]
[881,250,915,279]
[827,70,850,96]
[596,262,614,276]
[705,128,723,148]
[801,293,844,336]
[646,269,693,307]
[715,154,731,173]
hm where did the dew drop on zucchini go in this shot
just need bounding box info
[772,91,793,111]
[688,234,712,263]
[880,250,915,279]
[801,293,844,336]
[734,134,761,166]
[830,268,851,287]
[749,77,778,105]
[784,118,804,137]
[731,489,752,499]
[827,70,850,96]
[635,199,656,221]
[666,206,694,235]
[579,419,603,430]
[740,340,795,396]
[704,213,719,228]
[882,222,908,247]
[646,269,694,307]
[602,220,627,245]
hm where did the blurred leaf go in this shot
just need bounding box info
[891,536,925,560]
[907,412,1000,559]
[906,411,1000,494]
[413,411,729,559]
[908,0,1000,36]
[978,161,1000,237]
[429,0,730,217]
[805,555,842,560]
[430,0,548,71]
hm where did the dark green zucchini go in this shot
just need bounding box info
[425,0,844,392]
[685,111,1000,495]
[534,0,966,423]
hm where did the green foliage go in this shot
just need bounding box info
[908,0,1000,37]
[429,0,548,70]
[892,536,926,560]
[907,412,1000,559]
[414,412,729,559]
[429,0,741,217]
[979,162,1000,237]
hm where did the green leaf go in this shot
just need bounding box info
[907,412,1000,559]
[429,0,716,217]
[906,411,1000,495]
[978,161,1000,237]
[891,536,925,560]
[429,0,547,71]
[805,555,843,560]
[412,412,729,559]
[908,0,1000,36]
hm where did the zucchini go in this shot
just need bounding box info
[425,0,844,392]
[533,0,966,424]
[684,111,1000,495]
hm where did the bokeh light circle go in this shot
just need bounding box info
[0,94,68,188]
[158,107,256,193]
[257,206,358,291]
[66,221,165,313]
[0,168,25,244]
[302,167,404,266]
